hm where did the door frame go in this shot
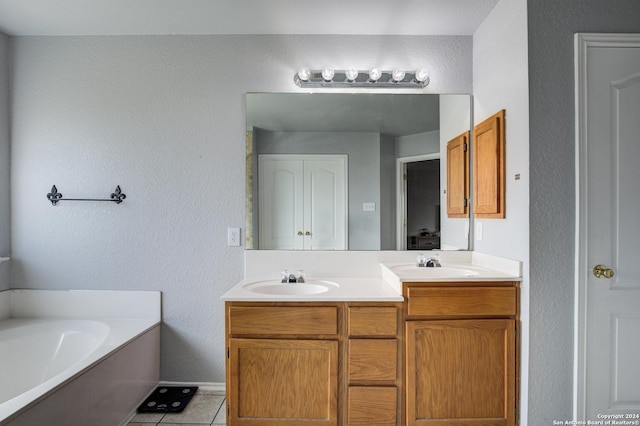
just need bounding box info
[396,153,440,250]
[574,32,640,420]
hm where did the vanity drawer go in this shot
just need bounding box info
[348,306,398,337]
[407,286,516,317]
[228,306,339,336]
[348,386,397,425]
[348,339,398,382]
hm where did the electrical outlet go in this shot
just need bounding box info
[227,228,241,246]
[363,202,376,212]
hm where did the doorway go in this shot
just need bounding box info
[397,154,440,250]
[575,33,640,420]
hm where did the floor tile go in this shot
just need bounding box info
[211,398,226,424]
[160,394,225,424]
[156,424,209,426]
[129,411,165,424]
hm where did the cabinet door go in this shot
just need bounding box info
[348,386,398,425]
[228,338,338,426]
[473,110,505,218]
[446,131,469,218]
[406,319,516,426]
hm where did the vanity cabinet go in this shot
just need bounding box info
[225,302,402,426]
[404,282,519,426]
[226,304,340,425]
[347,305,402,425]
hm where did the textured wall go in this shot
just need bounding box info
[472,2,531,422]
[528,0,640,423]
[10,34,472,382]
[0,32,9,291]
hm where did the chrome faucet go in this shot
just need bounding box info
[416,254,441,268]
[425,256,442,267]
[281,269,305,283]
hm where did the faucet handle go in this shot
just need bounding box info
[426,255,442,267]
[296,270,306,283]
[281,269,289,283]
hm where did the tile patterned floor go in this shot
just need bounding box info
[127,389,226,426]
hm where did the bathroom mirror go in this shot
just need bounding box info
[245,93,472,251]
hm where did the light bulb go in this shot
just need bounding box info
[321,67,335,81]
[391,69,406,82]
[414,68,429,83]
[369,68,382,82]
[297,67,311,81]
[345,68,359,81]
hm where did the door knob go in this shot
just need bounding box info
[593,264,615,279]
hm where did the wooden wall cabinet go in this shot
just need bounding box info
[404,282,519,426]
[473,110,506,218]
[446,131,470,218]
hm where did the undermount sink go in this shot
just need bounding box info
[387,264,480,278]
[243,279,339,296]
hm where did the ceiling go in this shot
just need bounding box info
[0,0,498,36]
[247,93,445,137]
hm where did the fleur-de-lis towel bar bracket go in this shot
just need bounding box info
[47,185,126,206]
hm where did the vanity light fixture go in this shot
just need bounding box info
[369,68,382,82]
[345,68,359,81]
[321,67,335,81]
[294,67,430,88]
[391,69,406,82]
[297,67,311,81]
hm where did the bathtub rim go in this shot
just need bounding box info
[0,289,161,423]
[0,317,160,424]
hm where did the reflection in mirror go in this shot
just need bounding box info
[245,93,472,251]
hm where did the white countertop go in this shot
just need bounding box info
[220,276,404,302]
[223,251,522,302]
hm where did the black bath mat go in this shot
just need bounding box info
[138,386,198,413]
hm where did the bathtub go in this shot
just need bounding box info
[0,289,161,426]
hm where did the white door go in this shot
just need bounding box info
[259,155,347,250]
[303,159,347,250]
[258,157,304,249]
[576,33,640,420]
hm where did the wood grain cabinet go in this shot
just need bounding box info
[446,131,470,218]
[404,282,519,426]
[226,304,340,425]
[226,302,402,426]
[347,305,402,426]
[473,110,506,219]
[226,285,518,426]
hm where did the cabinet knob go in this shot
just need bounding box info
[297,231,303,236]
[305,231,311,236]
